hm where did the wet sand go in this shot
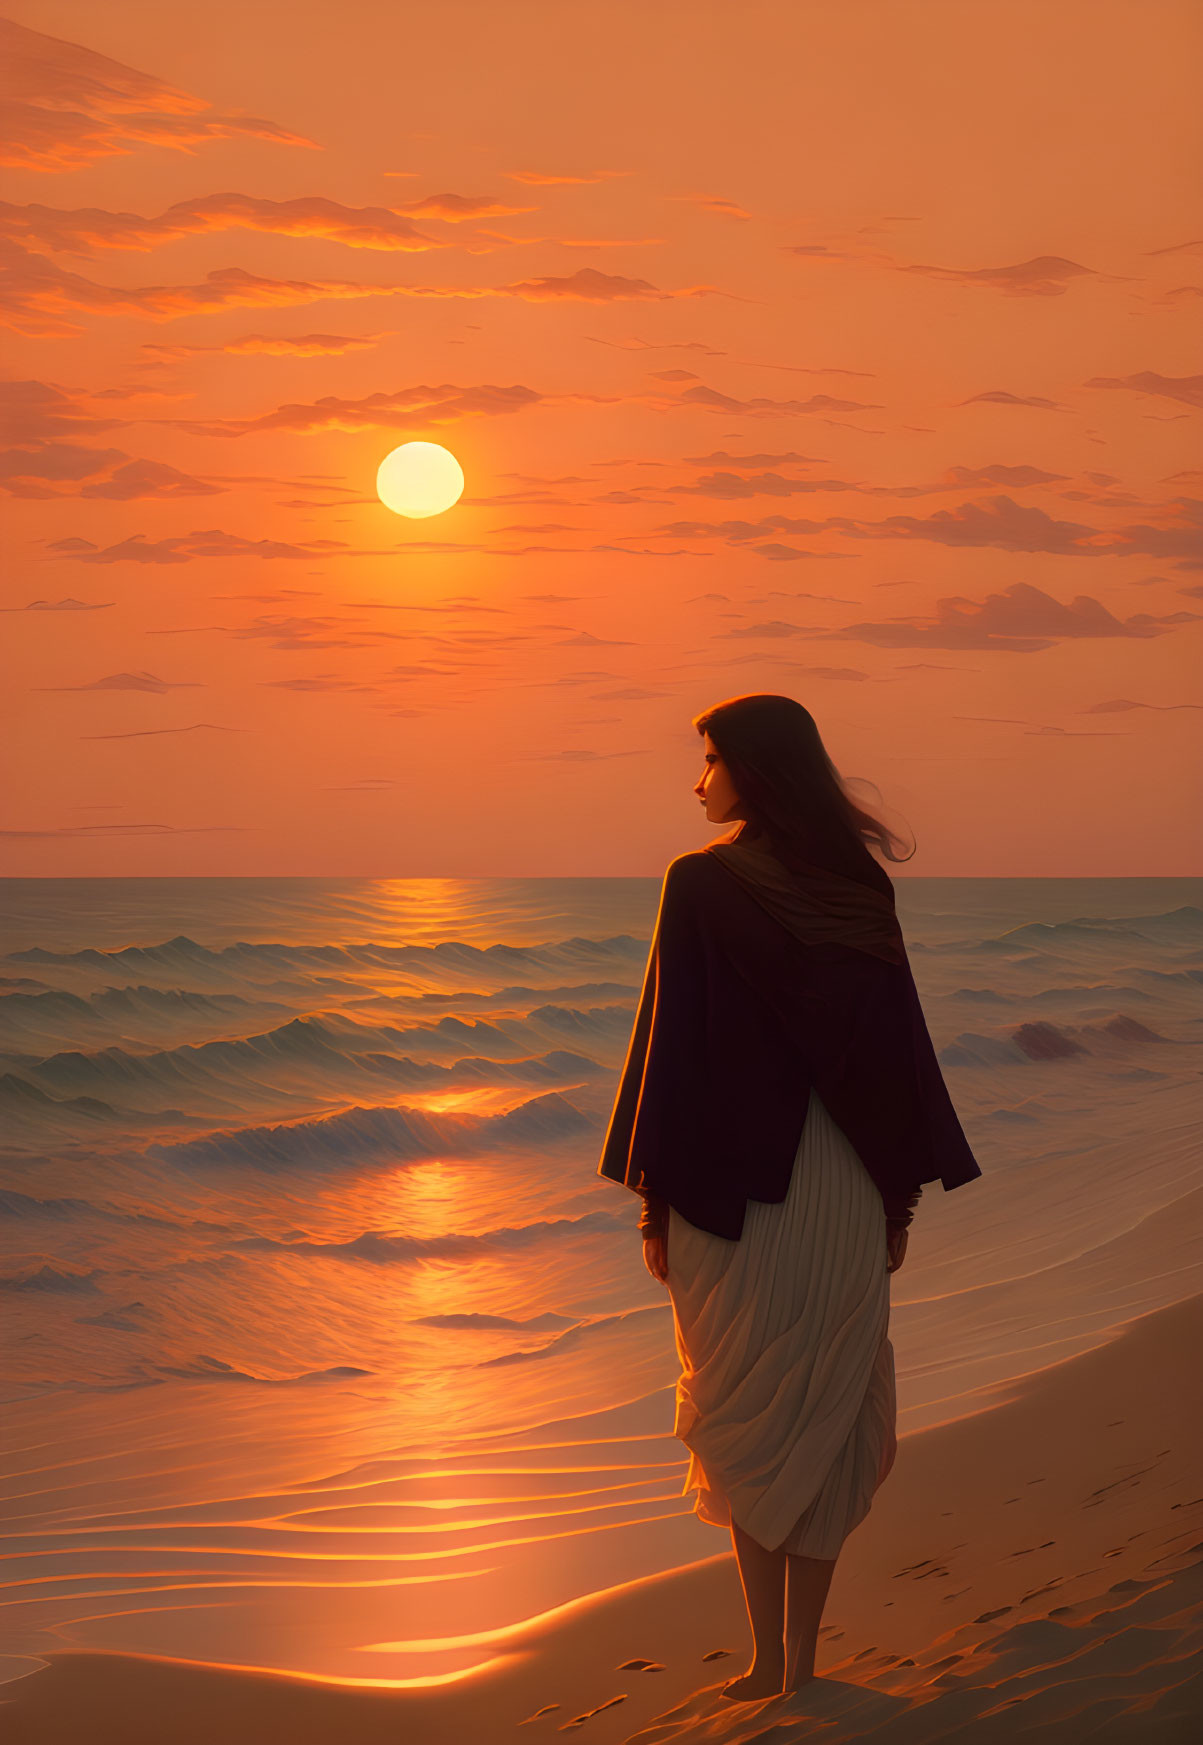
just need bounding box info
[5,1289,1200,1743]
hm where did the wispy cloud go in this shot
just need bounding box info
[505,170,631,186]
[676,194,752,220]
[0,597,113,612]
[676,470,860,500]
[1083,697,1203,713]
[587,335,726,355]
[0,17,313,172]
[657,494,1203,564]
[669,462,1068,505]
[391,192,534,221]
[39,671,200,693]
[0,246,710,335]
[143,331,385,358]
[0,243,410,335]
[0,379,122,443]
[0,194,438,254]
[153,613,408,650]
[901,255,1097,296]
[675,384,883,417]
[684,451,825,467]
[835,495,1105,554]
[169,381,545,438]
[500,267,707,301]
[820,582,1197,651]
[1084,371,1203,409]
[959,390,1065,411]
[49,530,352,565]
[2,443,222,500]
[80,723,242,741]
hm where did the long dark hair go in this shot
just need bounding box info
[693,693,915,896]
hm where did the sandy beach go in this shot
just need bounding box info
[3,0,1201,1732]
[6,1287,1199,1743]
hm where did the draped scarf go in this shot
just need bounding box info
[702,822,907,968]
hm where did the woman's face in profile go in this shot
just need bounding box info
[695,732,744,824]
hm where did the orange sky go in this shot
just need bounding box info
[2,0,1200,877]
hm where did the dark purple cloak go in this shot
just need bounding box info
[597,850,981,1241]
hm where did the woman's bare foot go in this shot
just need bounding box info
[720,1660,785,1701]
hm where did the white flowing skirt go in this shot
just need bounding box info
[665,1089,897,1557]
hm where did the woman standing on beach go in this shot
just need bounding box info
[598,693,981,1702]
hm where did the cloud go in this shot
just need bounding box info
[660,516,828,543]
[684,451,826,467]
[0,17,313,172]
[1145,238,1203,258]
[391,193,534,221]
[677,195,752,219]
[80,459,224,500]
[732,359,878,379]
[505,170,630,186]
[959,390,1065,411]
[156,613,403,651]
[941,464,1070,489]
[838,495,1104,554]
[0,434,222,500]
[822,582,1197,652]
[0,194,436,254]
[0,246,705,335]
[587,336,726,355]
[901,255,1096,296]
[0,378,121,443]
[143,331,384,358]
[1084,371,1203,409]
[1084,697,1203,713]
[169,380,545,437]
[80,723,241,741]
[721,619,815,638]
[753,544,832,562]
[678,469,859,500]
[501,267,694,301]
[41,671,198,693]
[1096,498,1203,564]
[0,439,124,488]
[0,822,244,838]
[0,596,113,612]
[699,461,1070,507]
[553,236,664,249]
[49,529,348,565]
[264,674,377,692]
[676,384,882,417]
[655,494,1203,565]
[0,243,409,335]
[783,243,854,260]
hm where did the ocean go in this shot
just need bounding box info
[1,875,1201,1688]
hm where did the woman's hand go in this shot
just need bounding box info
[886,1226,908,1274]
[643,1233,669,1283]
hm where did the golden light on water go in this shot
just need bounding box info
[376,441,465,518]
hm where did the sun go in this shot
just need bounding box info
[376,441,465,518]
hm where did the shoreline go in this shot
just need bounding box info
[5,1290,1201,1742]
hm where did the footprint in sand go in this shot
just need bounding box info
[558,1693,628,1730]
[701,1648,734,1661]
[616,1659,665,1672]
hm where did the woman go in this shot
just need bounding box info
[597,693,981,1702]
